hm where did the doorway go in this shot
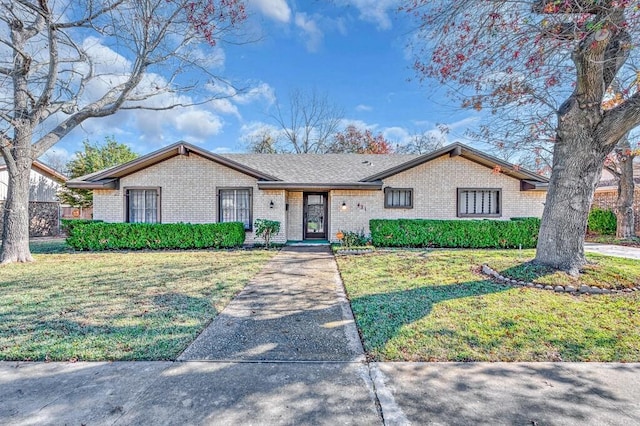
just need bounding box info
[303,192,328,240]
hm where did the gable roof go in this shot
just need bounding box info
[220,153,420,189]
[66,141,281,189]
[361,142,549,185]
[0,159,67,183]
[66,140,548,191]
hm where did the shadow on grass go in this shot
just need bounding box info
[495,260,558,284]
[350,280,508,356]
[29,239,73,254]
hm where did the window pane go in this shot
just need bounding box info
[386,189,412,208]
[128,189,158,223]
[145,191,157,223]
[219,189,251,229]
[459,189,499,216]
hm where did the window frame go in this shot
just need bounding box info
[384,187,414,209]
[124,187,161,223]
[456,188,502,218]
[217,187,253,231]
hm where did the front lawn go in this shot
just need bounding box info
[0,243,276,361]
[337,249,640,362]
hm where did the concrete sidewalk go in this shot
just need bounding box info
[584,242,640,259]
[372,362,640,425]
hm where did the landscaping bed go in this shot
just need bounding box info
[336,249,640,362]
[0,241,276,361]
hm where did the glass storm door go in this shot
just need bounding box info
[303,193,327,240]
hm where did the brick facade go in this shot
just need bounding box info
[93,152,547,243]
[327,155,546,241]
[592,188,640,233]
[93,154,287,243]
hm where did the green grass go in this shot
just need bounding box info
[0,245,276,361]
[337,249,640,362]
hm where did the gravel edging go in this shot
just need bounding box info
[480,264,639,295]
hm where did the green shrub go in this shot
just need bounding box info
[61,219,103,234]
[588,207,617,235]
[369,218,540,249]
[66,221,245,251]
[254,219,281,248]
[340,229,370,247]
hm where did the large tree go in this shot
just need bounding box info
[0,0,247,264]
[59,137,138,208]
[404,0,640,274]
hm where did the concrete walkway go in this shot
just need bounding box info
[2,246,640,425]
[584,242,640,259]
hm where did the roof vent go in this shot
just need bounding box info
[362,160,372,166]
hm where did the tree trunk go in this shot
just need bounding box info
[535,111,609,275]
[615,148,636,238]
[0,157,34,264]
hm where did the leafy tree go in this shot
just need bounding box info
[328,125,393,154]
[269,89,344,153]
[0,0,247,264]
[59,138,138,208]
[403,0,640,274]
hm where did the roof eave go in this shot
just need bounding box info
[88,141,281,182]
[257,182,383,191]
[361,142,549,184]
[66,179,119,190]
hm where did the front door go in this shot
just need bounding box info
[303,192,328,240]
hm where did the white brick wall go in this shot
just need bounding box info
[93,152,547,244]
[93,154,287,243]
[328,155,546,241]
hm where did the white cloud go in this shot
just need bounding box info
[355,104,373,112]
[82,36,132,75]
[446,116,481,131]
[240,121,284,140]
[210,98,241,117]
[294,13,324,53]
[337,0,398,30]
[248,0,291,23]
[175,110,224,141]
[339,118,378,130]
[382,126,411,144]
[234,82,277,105]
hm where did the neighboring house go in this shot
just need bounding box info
[66,141,549,244]
[593,159,640,234]
[0,159,68,237]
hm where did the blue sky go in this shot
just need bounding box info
[45,0,481,163]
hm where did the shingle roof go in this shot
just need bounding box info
[220,153,420,184]
[65,141,549,190]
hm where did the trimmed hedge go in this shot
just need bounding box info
[588,207,617,236]
[370,218,540,249]
[61,219,103,234]
[66,221,246,251]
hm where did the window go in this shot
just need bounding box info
[458,188,501,217]
[126,188,159,223]
[384,188,413,209]
[218,188,252,230]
